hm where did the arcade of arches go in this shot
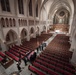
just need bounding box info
[0,0,76,75]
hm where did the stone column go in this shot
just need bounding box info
[26,0,30,41]
[15,19,22,45]
[1,41,8,52]
[69,35,76,52]
[27,19,30,41]
[33,21,36,38]
[71,49,76,66]
[0,18,7,51]
[69,17,73,34]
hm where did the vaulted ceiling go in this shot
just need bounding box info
[40,0,74,26]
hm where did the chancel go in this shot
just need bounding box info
[0,0,76,75]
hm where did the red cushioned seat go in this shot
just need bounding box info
[33,62,59,75]
[0,57,3,62]
[0,52,6,58]
[5,51,19,61]
[28,65,46,75]
[9,50,24,59]
[64,67,76,74]
[11,49,26,56]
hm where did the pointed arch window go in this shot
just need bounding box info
[1,18,5,27]
[29,0,32,16]
[36,4,38,17]
[18,0,24,14]
[1,0,10,12]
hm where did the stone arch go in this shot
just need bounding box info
[30,27,34,34]
[24,20,27,26]
[18,19,20,26]
[5,18,9,27]
[23,20,25,26]
[1,18,5,27]
[9,18,12,27]
[21,19,23,26]
[5,29,18,46]
[20,28,27,42]
[13,19,16,26]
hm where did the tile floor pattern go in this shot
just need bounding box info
[0,32,57,75]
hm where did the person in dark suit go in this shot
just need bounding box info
[16,62,21,72]
[30,55,33,62]
[36,47,39,52]
[33,52,37,59]
[23,57,27,66]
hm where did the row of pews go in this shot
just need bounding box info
[0,33,52,69]
[28,34,76,75]
[4,33,52,62]
[0,51,14,69]
[0,52,6,62]
[5,45,33,61]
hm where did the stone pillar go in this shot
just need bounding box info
[69,36,76,52]
[14,0,22,45]
[33,22,36,38]
[1,41,8,52]
[69,41,74,52]
[0,20,7,51]
[17,37,22,45]
[71,49,76,65]
[39,31,41,36]
[27,19,30,41]
[33,33,36,38]
[46,25,48,33]
[26,0,30,41]
[15,19,22,45]
[69,17,73,34]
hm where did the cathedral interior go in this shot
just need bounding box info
[0,0,76,75]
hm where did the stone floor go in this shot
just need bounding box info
[0,33,57,75]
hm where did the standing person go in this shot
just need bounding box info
[19,49,21,65]
[33,52,37,59]
[41,44,43,50]
[16,62,21,72]
[18,58,21,65]
[23,57,27,66]
[36,47,39,52]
